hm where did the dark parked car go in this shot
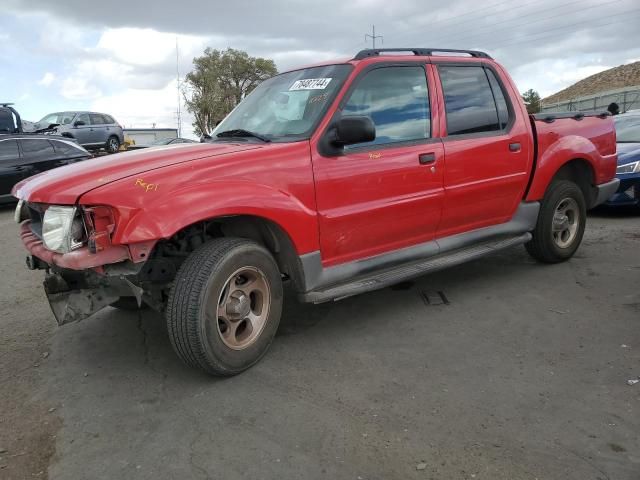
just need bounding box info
[0,134,90,204]
[126,137,197,150]
[34,111,124,154]
[606,111,640,208]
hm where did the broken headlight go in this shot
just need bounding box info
[42,206,85,253]
[617,161,640,175]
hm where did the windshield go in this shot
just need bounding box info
[39,112,76,125]
[614,115,640,142]
[212,64,352,141]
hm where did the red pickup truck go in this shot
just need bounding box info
[13,48,618,376]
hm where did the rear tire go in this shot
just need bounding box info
[166,238,283,376]
[526,180,586,263]
[106,135,120,154]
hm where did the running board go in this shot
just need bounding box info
[300,233,532,303]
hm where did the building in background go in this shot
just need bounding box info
[541,61,640,113]
[123,128,178,145]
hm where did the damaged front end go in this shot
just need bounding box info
[42,268,145,326]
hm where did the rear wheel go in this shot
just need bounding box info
[106,135,120,153]
[166,238,283,376]
[526,180,586,263]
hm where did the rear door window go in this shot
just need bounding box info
[438,65,505,135]
[20,139,56,157]
[0,139,19,161]
[342,66,431,147]
[51,140,83,156]
[486,70,510,129]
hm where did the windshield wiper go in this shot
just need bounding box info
[216,129,271,142]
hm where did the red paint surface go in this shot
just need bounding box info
[14,53,617,271]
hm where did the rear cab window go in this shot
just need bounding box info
[437,65,512,136]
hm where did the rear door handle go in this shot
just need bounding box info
[509,142,521,152]
[419,153,436,165]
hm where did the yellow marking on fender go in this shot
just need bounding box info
[135,178,159,192]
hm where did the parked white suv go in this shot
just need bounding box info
[34,111,124,153]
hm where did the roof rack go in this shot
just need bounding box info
[353,48,492,60]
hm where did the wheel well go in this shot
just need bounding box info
[552,159,596,207]
[151,215,304,291]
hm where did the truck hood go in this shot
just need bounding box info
[13,142,263,204]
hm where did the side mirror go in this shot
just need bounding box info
[74,120,85,127]
[332,116,375,146]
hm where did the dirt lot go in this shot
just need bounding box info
[0,205,638,480]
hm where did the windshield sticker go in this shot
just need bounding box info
[289,78,332,91]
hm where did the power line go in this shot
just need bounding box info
[480,10,640,51]
[435,0,626,46]
[365,25,383,48]
[392,0,540,44]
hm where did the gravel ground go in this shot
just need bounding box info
[0,205,638,480]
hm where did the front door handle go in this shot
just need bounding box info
[419,153,436,165]
[509,142,521,152]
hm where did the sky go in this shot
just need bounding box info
[2,0,640,138]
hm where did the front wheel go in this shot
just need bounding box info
[526,180,587,263]
[166,238,283,376]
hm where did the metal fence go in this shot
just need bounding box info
[540,85,640,113]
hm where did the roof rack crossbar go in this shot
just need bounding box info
[353,48,492,60]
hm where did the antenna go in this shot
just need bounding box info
[365,25,383,49]
[176,37,182,138]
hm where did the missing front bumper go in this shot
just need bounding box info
[43,273,142,326]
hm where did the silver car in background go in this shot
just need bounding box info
[34,111,125,153]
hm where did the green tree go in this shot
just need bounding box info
[522,89,542,114]
[183,48,277,136]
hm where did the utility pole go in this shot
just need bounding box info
[175,37,182,138]
[365,25,383,49]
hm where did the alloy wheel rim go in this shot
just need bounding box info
[109,139,118,151]
[214,266,270,350]
[552,197,579,248]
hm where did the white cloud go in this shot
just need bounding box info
[90,79,189,133]
[38,72,55,86]
[61,76,102,100]
[96,28,208,67]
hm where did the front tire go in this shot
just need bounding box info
[166,238,283,376]
[526,180,586,263]
[106,135,120,153]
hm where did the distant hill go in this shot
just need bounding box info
[543,61,640,104]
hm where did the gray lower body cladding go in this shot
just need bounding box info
[298,201,540,303]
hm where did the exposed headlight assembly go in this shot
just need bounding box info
[42,206,85,253]
[616,161,640,174]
